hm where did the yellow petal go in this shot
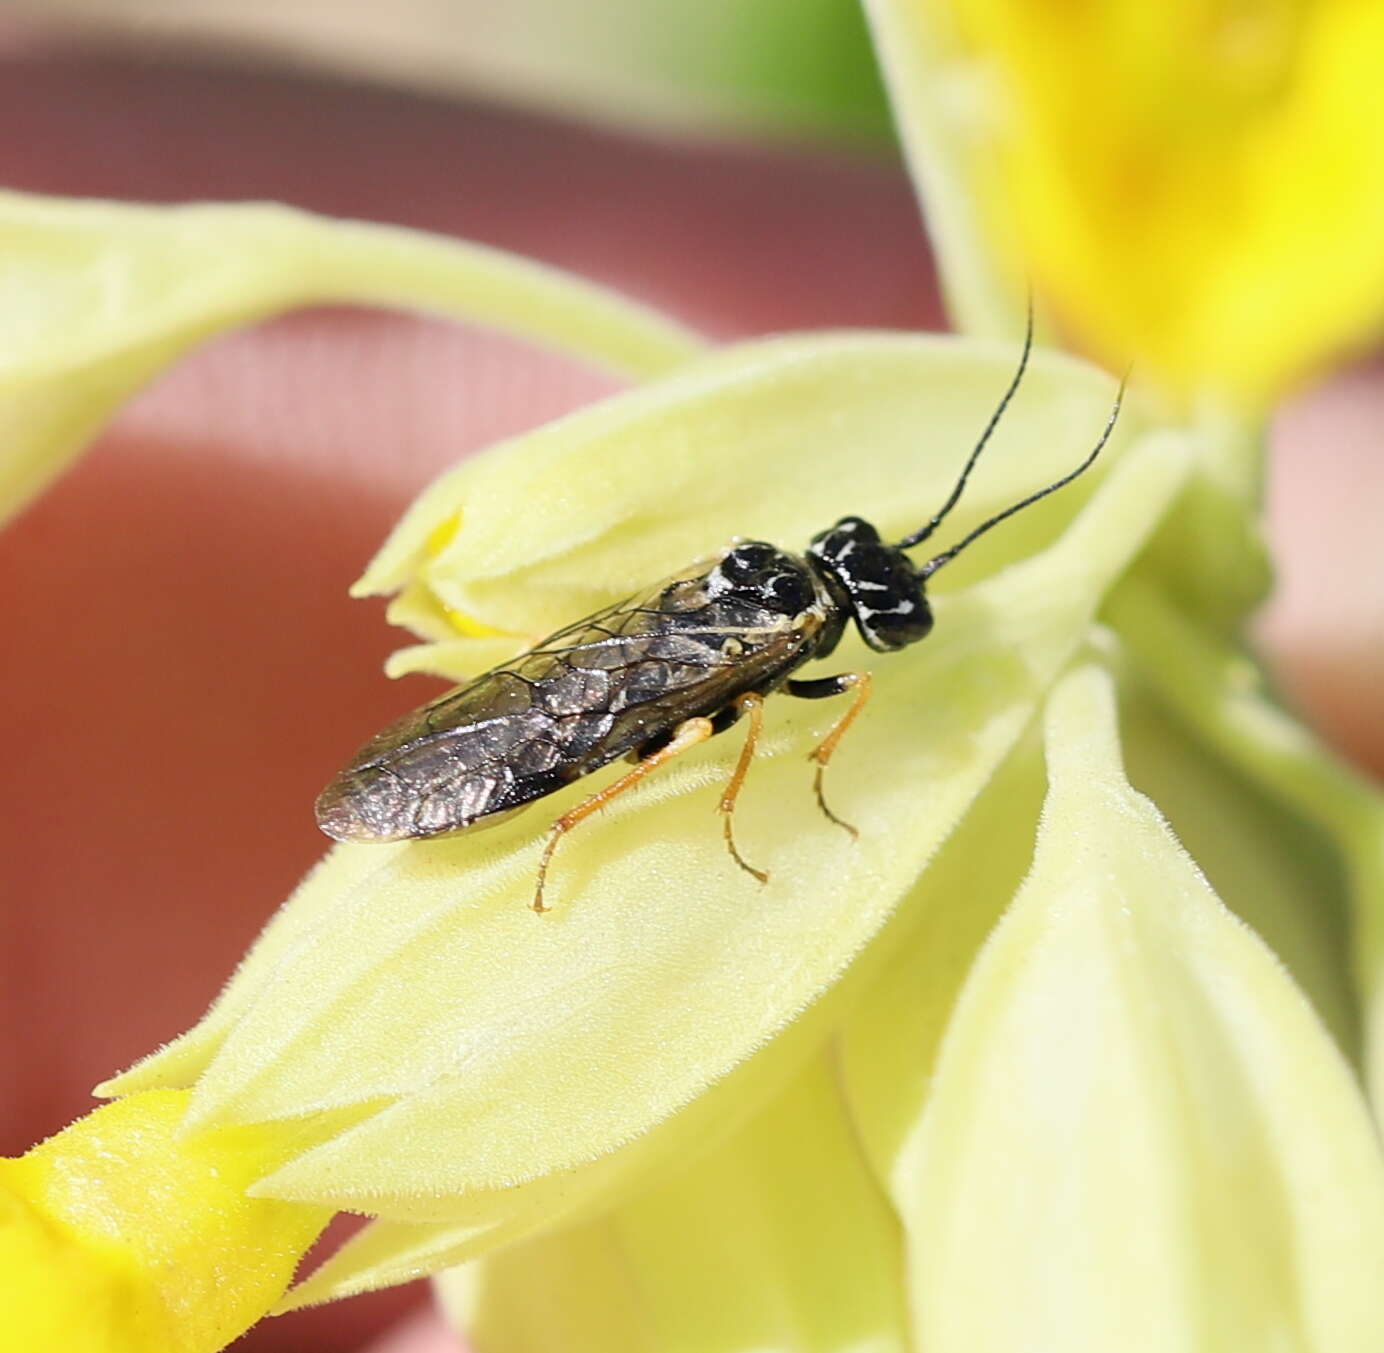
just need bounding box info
[841,630,1361,1210]
[99,341,1188,1301]
[383,637,529,683]
[0,1090,329,1353]
[870,0,1384,401]
[103,334,1145,1108]
[0,192,702,523]
[837,721,1047,1187]
[1117,656,1357,1057]
[1109,579,1384,1114]
[436,1054,907,1353]
[863,0,1023,339]
[351,332,1143,637]
[905,661,1384,1352]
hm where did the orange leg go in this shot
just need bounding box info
[718,692,769,885]
[787,671,872,838]
[533,716,714,914]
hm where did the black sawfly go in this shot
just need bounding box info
[317,318,1124,912]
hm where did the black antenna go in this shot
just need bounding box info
[918,376,1127,580]
[895,298,1034,551]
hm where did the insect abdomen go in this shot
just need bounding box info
[315,696,614,842]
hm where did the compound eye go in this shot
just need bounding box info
[807,516,882,563]
[857,593,934,651]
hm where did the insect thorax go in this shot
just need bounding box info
[703,540,846,656]
[805,516,933,653]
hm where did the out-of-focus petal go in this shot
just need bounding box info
[868,0,1384,402]
[0,192,702,523]
[863,0,1022,339]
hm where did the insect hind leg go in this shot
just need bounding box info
[534,716,713,914]
[785,672,872,839]
[717,692,770,885]
[638,695,769,884]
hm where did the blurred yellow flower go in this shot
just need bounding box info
[869,0,1384,402]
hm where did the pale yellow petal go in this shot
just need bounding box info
[382,637,528,683]
[102,346,1188,1260]
[863,0,1022,339]
[1109,579,1384,1112]
[214,445,1185,1213]
[0,192,702,523]
[280,995,872,1301]
[436,1055,906,1353]
[1118,663,1357,1057]
[837,721,1046,1186]
[103,334,1149,1105]
[840,633,1360,1207]
[348,333,1139,630]
[907,661,1384,1353]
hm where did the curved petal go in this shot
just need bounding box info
[432,1054,907,1353]
[0,1091,328,1353]
[0,192,702,523]
[348,332,1138,631]
[907,662,1384,1353]
[102,345,1187,1255]
[836,720,1047,1189]
[1109,579,1384,1114]
[242,443,1177,1198]
[1117,667,1357,1059]
[102,333,1147,1099]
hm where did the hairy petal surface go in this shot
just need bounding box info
[0,1091,329,1353]
[1110,580,1384,1114]
[104,334,1145,1097]
[435,1054,907,1353]
[0,192,702,523]
[904,661,1384,1353]
[1116,656,1357,1059]
[99,341,1188,1299]
[353,333,1138,636]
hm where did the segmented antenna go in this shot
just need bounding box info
[918,376,1127,580]
[895,299,1034,551]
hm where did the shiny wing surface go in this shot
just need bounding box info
[316,562,813,842]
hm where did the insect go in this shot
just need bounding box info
[316,321,1124,913]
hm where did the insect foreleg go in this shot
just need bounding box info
[785,671,873,839]
[718,691,770,886]
[532,716,714,914]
